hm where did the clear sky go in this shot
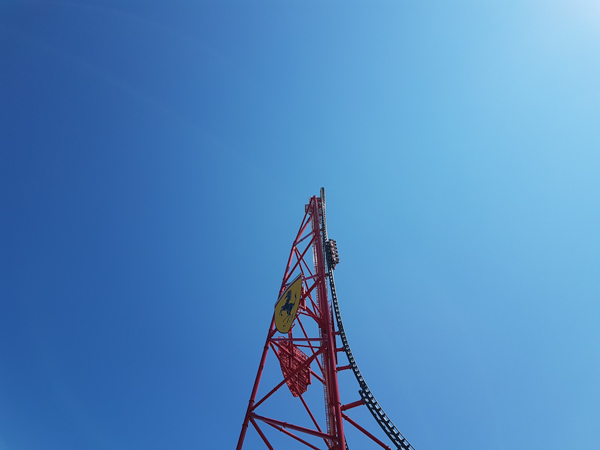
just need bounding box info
[1,1,600,449]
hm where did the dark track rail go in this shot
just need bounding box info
[319,188,415,450]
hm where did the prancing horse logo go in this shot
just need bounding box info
[279,290,296,317]
[274,275,302,334]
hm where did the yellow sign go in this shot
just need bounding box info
[275,275,303,333]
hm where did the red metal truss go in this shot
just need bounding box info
[237,192,402,450]
[236,194,343,450]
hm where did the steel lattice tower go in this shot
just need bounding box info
[237,189,415,450]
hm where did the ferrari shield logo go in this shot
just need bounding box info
[275,275,302,334]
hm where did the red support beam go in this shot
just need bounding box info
[252,413,336,442]
[309,196,346,449]
[250,418,275,450]
[342,413,392,450]
[262,421,323,450]
[341,399,364,411]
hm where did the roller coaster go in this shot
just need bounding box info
[237,188,415,450]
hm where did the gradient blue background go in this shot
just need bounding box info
[1,1,599,449]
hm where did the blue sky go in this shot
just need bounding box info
[1,1,599,449]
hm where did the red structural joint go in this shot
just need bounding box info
[341,399,365,411]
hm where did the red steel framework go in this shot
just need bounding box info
[236,190,413,450]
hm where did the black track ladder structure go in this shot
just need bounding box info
[319,188,415,450]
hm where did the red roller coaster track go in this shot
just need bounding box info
[237,188,415,450]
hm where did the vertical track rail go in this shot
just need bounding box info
[319,188,415,450]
